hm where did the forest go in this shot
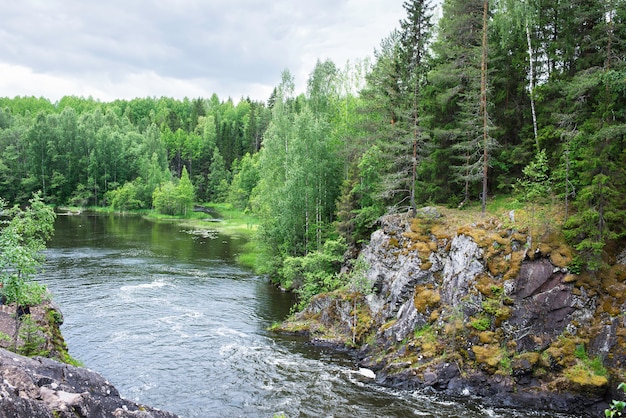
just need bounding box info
[0,0,625,301]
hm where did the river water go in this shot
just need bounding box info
[39,213,578,418]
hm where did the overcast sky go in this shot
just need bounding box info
[0,1,408,103]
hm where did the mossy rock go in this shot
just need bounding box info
[479,331,497,344]
[472,344,502,374]
[607,264,626,282]
[503,250,525,281]
[487,255,510,276]
[420,261,433,271]
[544,336,580,369]
[474,274,500,297]
[602,275,626,305]
[408,241,433,259]
[413,285,441,314]
[598,295,622,316]
[512,352,541,375]
[387,237,400,248]
[535,230,573,268]
[563,364,609,394]
[430,223,451,241]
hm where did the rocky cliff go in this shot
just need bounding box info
[0,300,179,418]
[0,348,178,418]
[278,208,626,417]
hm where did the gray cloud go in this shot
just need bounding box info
[0,0,406,101]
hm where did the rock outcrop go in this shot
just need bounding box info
[278,208,626,417]
[0,300,178,417]
[0,348,178,418]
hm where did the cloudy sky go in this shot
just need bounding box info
[0,1,408,103]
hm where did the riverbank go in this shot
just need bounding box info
[58,203,263,270]
[274,204,626,417]
[0,346,178,417]
[0,299,179,417]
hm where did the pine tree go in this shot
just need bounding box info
[424,0,494,206]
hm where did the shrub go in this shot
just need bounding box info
[606,383,626,417]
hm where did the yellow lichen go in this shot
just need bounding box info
[544,336,579,369]
[565,364,608,388]
[431,223,451,241]
[563,274,577,283]
[474,274,499,297]
[472,344,502,372]
[487,255,509,276]
[534,230,573,268]
[479,331,496,344]
[413,285,441,314]
[410,241,432,258]
[503,250,525,281]
[429,310,440,322]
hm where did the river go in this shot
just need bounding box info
[39,213,578,417]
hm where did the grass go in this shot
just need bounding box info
[163,203,263,270]
[433,195,567,247]
[74,202,264,271]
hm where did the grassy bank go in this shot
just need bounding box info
[169,203,262,271]
[60,203,263,272]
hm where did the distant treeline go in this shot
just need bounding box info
[1,0,625,289]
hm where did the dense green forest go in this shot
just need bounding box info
[1,0,625,298]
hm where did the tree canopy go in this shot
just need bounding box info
[1,0,624,284]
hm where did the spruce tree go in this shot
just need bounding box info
[424,0,494,206]
[398,0,434,215]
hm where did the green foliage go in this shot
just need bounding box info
[17,314,48,357]
[256,67,344,265]
[515,149,552,203]
[0,95,269,207]
[152,167,195,216]
[0,192,55,307]
[499,349,513,375]
[106,181,143,211]
[414,323,432,339]
[482,298,501,316]
[574,343,587,360]
[227,152,259,210]
[336,145,386,247]
[606,383,626,417]
[206,148,230,202]
[471,316,491,331]
[279,238,347,309]
[575,343,608,377]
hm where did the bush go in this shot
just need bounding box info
[279,238,348,310]
[606,383,626,417]
[0,192,55,308]
[17,314,48,357]
[152,167,195,216]
[106,181,143,211]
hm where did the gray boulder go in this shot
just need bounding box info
[0,348,178,418]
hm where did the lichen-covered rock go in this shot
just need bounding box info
[277,210,624,417]
[440,234,483,305]
[0,300,71,362]
[0,348,178,418]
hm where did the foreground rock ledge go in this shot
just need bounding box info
[0,348,178,418]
